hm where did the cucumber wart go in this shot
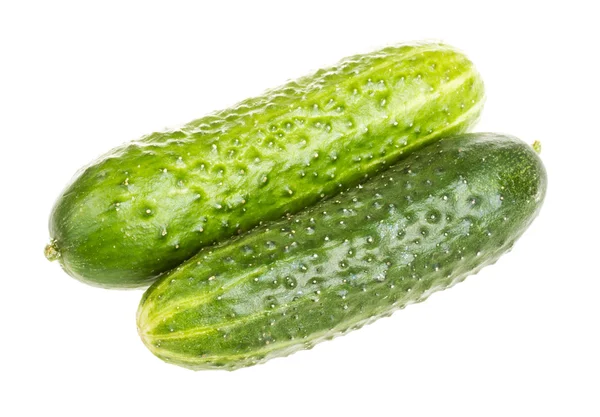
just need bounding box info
[46,41,484,287]
[137,133,547,371]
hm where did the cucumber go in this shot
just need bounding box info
[46,41,484,288]
[137,133,547,370]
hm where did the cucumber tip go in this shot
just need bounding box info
[44,240,61,262]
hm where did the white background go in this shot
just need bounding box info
[1,1,598,416]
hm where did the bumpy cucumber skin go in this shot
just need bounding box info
[48,42,484,288]
[137,133,547,370]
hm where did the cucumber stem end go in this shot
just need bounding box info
[45,240,61,262]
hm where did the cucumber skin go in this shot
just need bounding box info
[137,133,547,371]
[47,41,484,288]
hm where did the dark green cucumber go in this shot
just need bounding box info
[46,41,484,288]
[137,133,547,370]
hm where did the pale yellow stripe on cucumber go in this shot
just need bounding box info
[144,257,414,342]
[146,294,428,368]
[141,248,481,345]
[147,312,382,368]
[138,264,270,334]
[326,73,484,175]
[146,269,477,369]
[139,246,330,331]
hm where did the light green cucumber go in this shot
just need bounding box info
[46,41,484,287]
